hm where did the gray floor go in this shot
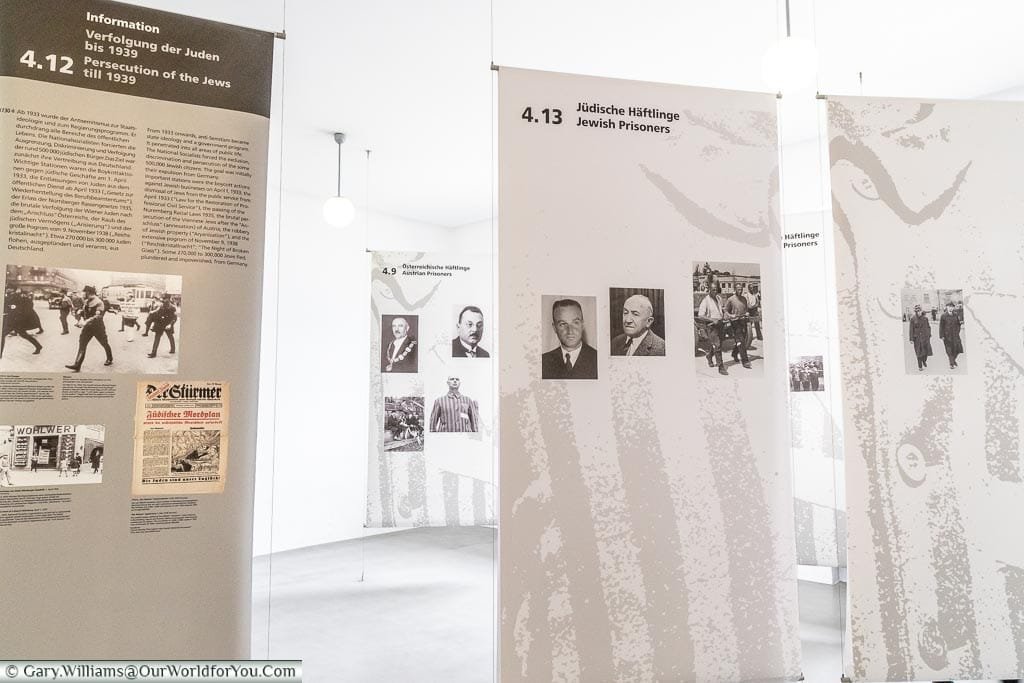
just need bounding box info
[251,527,1006,683]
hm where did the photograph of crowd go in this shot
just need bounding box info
[540,295,598,380]
[381,314,419,373]
[789,356,824,392]
[0,424,105,488]
[692,261,763,377]
[384,396,424,451]
[901,288,966,374]
[1,265,182,374]
[609,288,666,357]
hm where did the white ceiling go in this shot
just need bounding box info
[141,0,1024,228]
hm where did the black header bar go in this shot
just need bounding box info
[0,0,274,117]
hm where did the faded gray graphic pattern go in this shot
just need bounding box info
[830,96,1024,681]
[501,69,800,682]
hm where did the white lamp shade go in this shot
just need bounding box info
[323,195,356,227]
[761,37,818,93]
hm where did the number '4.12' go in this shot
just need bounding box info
[521,107,562,125]
[19,50,74,74]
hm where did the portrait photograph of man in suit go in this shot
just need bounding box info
[451,305,490,358]
[609,288,666,357]
[380,314,419,373]
[540,295,599,380]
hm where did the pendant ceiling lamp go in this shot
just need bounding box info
[323,132,356,228]
[760,0,818,93]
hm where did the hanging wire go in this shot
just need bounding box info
[265,0,289,659]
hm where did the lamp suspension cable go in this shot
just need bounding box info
[335,131,345,197]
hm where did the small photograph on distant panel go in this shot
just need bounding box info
[451,304,490,358]
[384,396,425,451]
[0,424,105,488]
[789,355,824,392]
[428,376,480,433]
[609,288,666,357]
[2,265,182,374]
[693,261,763,377]
[381,314,419,373]
[901,288,965,374]
[540,295,599,380]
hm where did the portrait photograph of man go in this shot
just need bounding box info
[901,288,965,375]
[692,261,763,377]
[380,314,419,373]
[452,305,489,358]
[429,376,480,433]
[609,288,666,357]
[540,295,598,380]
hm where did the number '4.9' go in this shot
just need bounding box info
[19,50,74,74]
[521,107,562,125]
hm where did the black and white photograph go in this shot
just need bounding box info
[451,304,490,358]
[692,261,764,377]
[901,288,965,374]
[540,295,599,380]
[1,265,182,374]
[608,288,666,357]
[428,376,481,433]
[384,396,425,451]
[380,314,419,373]
[789,355,825,392]
[0,424,105,488]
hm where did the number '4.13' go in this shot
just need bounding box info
[521,107,562,125]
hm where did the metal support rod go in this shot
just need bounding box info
[333,132,346,197]
[784,0,791,37]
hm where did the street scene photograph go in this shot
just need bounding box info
[0,424,105,488]
[901,287,966,375]
[693,261,764,377]
[1,265,182,374]
[789,355,825,392]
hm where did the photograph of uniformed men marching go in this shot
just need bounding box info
[901,287,966,375]
[1,265,182,374]
[692,261,764,377]
[789,355,824,392]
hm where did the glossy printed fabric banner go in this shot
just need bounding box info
[367,251,495,527]
[499,67,800,682]
[0,0,273,659]
[829,96,1024,681]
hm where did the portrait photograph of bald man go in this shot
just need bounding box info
[540,295,599,380]
[451,305,489,358]
[609,288,666,357]
[380,314,419,373]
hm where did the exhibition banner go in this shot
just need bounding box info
[0,0,273,658]
[829,96,1024,681]
[499,68,800,682]
[367,251,495,527]
[784,210,845,568]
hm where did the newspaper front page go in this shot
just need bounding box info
[132,381,229,495]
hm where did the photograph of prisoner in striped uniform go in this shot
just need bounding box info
[429,376,480,433]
